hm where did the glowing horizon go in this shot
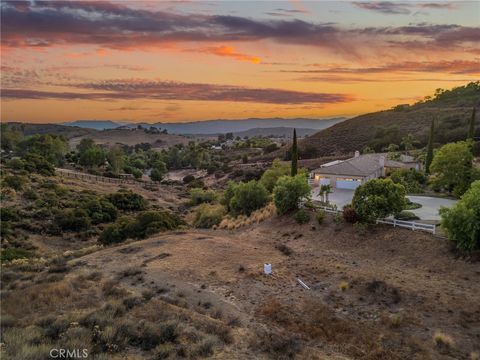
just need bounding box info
[1,1,479,124]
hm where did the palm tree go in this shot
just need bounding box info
[401,133,415,153]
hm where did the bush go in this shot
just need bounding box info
[316,210,325,224]
[352,179,406,222]
[105,190,146,211]
[2,175,27,191]
[273,174,310,215]
[1,206,20,221]
[229,180,269,216]
[190,188,217,206]
[294,209,310,224]
[99,211,182,245]
[83,199,118,224]
[1,248,32,262]
[194,204,226,228]
[150,168,164,181]
[55,208,91,231]
[440,180,480,251]
[260,159,290,192]
[342,206,359,223]
[23,188,38,200]
[405,198,422,210]
[183,175,195,184]
[430,141,474,197]
[390,168,426,193]
[395,210,419,220]
[23,153,56,176]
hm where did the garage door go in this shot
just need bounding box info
[336,179,361,190]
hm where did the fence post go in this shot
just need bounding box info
[393,219,396,227]
[432,225,436,235]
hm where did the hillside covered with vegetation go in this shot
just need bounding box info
[299,82,480,157]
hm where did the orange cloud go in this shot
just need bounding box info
[198,46,261,64]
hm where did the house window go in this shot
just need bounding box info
[337,177,361,182]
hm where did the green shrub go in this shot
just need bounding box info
[260,159,290,192]
[55,208,91,231]
[404,198,422,210]
[1,248,32,262]
[23,188,38,200]
[105,190,146,211]
[316,210,326,224]
[183,175,195,183]
[194,204,226,228]
[190,188,217,206]
[352,179,406,222]
[187,178,205,189]
[229,180,269,216]
[440,180,480,251]
[83,199,118,224]
[273,174,310,215]
[430,141,474,197]
[7,158,25,170]
[395,210,420,220]
[333,213,343,225]
[133,211,182,238]
[2,175,27,191]
[99,211,182,245]
[294,209,310,224]
[23,153,55,176]
[1,206,20,221]
[390,168,426,193]
[98,217,135,245]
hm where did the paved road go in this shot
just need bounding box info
[311,188,457,221]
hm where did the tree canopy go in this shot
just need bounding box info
[440,180,480,252]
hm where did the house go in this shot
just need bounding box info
[310,151,421,190]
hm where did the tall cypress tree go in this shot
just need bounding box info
[467,107,476,140]
[425,119,435,174]
[291,128,298,176]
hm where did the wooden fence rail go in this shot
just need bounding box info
[56,168,161,186]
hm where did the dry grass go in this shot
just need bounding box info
[433,331,454,349]
[339,281,349,291]
[218,203,276,230]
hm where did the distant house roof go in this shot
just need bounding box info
[313,154,383,177]
[313,153,419,177]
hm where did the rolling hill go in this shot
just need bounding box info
[63,117,345,134]
[231,127,317,138]
[298,82,480,157]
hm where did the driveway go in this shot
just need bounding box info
[312,188,354,209]
[311,188,457,221]
[406,195,457,221]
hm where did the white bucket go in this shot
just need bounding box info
[264,263,272,275]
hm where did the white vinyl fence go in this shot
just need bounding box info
[310,202,437,234]
[376,218,436,234]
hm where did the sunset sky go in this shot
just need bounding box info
[1,0,479,123]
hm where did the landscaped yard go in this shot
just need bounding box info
[311,188,457,221]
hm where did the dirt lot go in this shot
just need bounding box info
[75,215,480,359]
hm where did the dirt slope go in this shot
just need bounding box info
[76,215,480,359]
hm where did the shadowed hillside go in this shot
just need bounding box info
[299,82,480,157]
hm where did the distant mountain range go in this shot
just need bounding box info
[63,117,346,134]
[232,127,317,138]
